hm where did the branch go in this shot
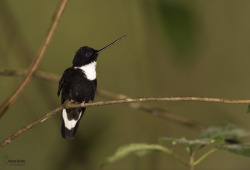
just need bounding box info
[1,95,250,149]
[0,0,69,118]
[0,69,59,83]
[0,69,205,130]
[97,89,205,130]
[65,97,250,108]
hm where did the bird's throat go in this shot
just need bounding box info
[75,61,96,80]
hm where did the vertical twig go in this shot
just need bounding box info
[0,0,69,118]
[189,151,195,170]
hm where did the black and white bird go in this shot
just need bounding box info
[57,35,125,139]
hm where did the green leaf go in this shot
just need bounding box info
[247,104,250,114]
[200,123,250,142]
[101,143,172,167]
[218,144,250,157]
[159,137,210,151]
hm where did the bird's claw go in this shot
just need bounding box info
[80,101,85,107]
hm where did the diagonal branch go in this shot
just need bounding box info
[0,0,69,118]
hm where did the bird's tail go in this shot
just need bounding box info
[61,107,85,139]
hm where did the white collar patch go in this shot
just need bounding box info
[75,61,97,80]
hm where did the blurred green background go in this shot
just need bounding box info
[1,0,250,169]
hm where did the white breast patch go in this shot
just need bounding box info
[75,61,97,80]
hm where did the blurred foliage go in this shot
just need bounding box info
[200,123,250,141]
[218,144,250,157]
[102,144,172,167]
[157,0,198,60]
[104,123,250,168]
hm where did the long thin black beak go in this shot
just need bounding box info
[96,35,126,54]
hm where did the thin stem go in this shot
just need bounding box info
[0,69,60,82]
[194,148,217,166]
[189,151,195,170]
[0,0,69,118]
[65,97,250,108]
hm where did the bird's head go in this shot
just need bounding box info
[72,35,126,67]
[73,46,97,66]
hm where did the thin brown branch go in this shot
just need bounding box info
[97,89,205,130]
[65,97,250,108]
[0,0,69,118]
[135,104,205,130]
[0,69,60,83]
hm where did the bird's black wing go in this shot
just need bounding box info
[57,68,71,97]
[91,79,97,101]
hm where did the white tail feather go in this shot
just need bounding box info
[62,109,82,130]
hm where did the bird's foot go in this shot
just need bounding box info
[80,101,85,107]
[70,99,75,103]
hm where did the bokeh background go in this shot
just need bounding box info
[1,0,250,169]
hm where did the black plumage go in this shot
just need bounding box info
[57,35,125,139]
[58,67,97,104]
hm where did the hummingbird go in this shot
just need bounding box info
[57,35,126,139]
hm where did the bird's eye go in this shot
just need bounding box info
[86,52,91,57]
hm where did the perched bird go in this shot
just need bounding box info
[57,35,125,139]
